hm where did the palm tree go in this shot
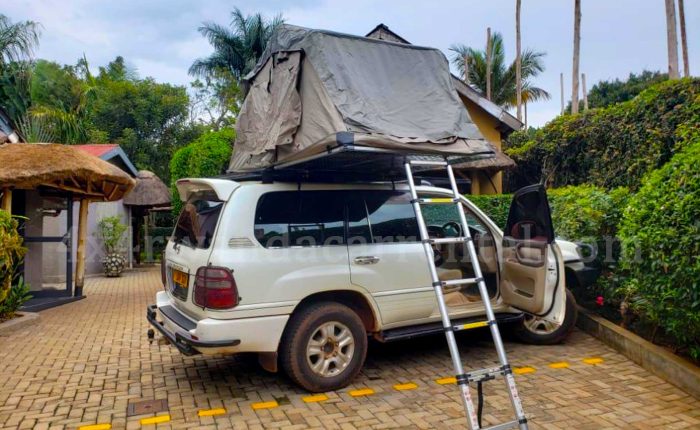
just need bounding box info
[515,0,523,121]
[665,0,680,79]
[0,14,41,68]
[678,0,689,77]
[571,0,581,114]
[450,31,550,109]
[189,8,283,80]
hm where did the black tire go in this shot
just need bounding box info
[513,289,578,345]
[280,302,368,392]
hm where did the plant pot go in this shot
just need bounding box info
[102,253,126,277]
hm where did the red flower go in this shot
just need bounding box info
[596,296,604,306]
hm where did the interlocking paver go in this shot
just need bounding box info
[1,268,699,429]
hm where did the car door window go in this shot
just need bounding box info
[254,191,346,247]
[350,191,419,243]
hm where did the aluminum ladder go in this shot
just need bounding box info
[404,160,529,430]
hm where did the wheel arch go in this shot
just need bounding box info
[293,290,381,333]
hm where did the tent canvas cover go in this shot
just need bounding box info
[228,24,495,174]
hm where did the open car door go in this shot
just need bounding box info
[500,184,557,314]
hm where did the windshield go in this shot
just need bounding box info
[172,190,223,249]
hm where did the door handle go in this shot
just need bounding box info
[354,256,380,265]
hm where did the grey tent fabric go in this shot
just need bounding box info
[229,24,493,172]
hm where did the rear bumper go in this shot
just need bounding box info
[147,304,240,356]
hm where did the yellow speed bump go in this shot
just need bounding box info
[251,401,278,410]
[394,382,418,391]
[198,408,226,417]
[583,357,604,365]
[349,388,375,397]
[302,394,329,403]
[78,425,111,430]
[513,366,536,375]
[436,376,456,385]
[548,362,570,369]
[139,415,170,425]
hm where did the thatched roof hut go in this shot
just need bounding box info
[0,143,135,201]
[0,143,136,298]
[452,151,516,171]
[123,170,170,207]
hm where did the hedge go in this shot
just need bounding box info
[468,185,628,247]
[618,133,700,359]
[169,129,234,214]
[505,78,700,191]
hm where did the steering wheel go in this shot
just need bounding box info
[442,221,462,237]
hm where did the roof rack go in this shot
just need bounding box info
[223,142,492,184]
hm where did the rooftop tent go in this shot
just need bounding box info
[228,24,495,176]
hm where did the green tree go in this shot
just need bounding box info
[189,7,283,80]
[86,57,191,180]
[450,31,550,109]
[170,129,234,214]
[585,71,668,109]
[0,14,40,68]
[189,69,242,130]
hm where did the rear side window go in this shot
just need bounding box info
[255,191,346,248]
[173,191,223,249]
[348,191,419,243]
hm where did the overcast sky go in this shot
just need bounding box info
[6,0,699,127]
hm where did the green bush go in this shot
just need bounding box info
[169,128,234,214]
[505,78,700,190]
[0,277,31,321]
[468,185,628,248]
[0,209,26,305]
[468,194,511,229]
[618,135,700,359]
[96,216,128,254]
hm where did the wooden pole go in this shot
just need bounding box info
[486,27,492,101]
[582,73,589,111]
[665,0,680,79]
[560,73,565,114]
[1,188,12,212]
[127,206,133,269]
[74,199,89,297]
[678,0,690,77]
[571,0,581,114]
[515,0,523,122]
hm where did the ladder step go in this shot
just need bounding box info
[415,197,457,204]
[439,277,481,287]
[464,365,507,382]
[425,237,469,245]
[454,320,490,331]
[408,160,448,167]
[483,419,522,430]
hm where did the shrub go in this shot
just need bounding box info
[469,185,628,249]
[468,194,511,229]
[170,129,234,214]
[0,277,31,321]
[618,136,700,359]
[96,216,128,254]
[505,78,700,191]
[0,209,26,305]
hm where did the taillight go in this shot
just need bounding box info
[193,266,238,309]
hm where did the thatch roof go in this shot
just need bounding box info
[0,143,135,201]
[123,170,171,207]
[453,151,516,171]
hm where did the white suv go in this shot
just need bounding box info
[148,178,578,392]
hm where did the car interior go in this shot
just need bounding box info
[421,201,499,308]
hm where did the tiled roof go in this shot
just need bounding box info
[74,144,119,157]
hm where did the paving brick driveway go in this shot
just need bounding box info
[1,268,699,430]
